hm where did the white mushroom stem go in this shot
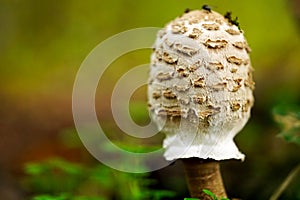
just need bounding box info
[148,8,254,199]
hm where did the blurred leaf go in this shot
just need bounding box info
[201,189,230,200]
[32,194,69,200]
[32,194,106,200]
[24,158,87,194]
[270,164,300,200]
[24,156,176,200]
[273,104,300,145]
[25,158,85,176]
[184,198,200,200]
[202,189,218,200]
[88,165,114,188]
[25,163,48,176]
[47,158,84,175]
[59,128,83,148]
[139,188,176,200]
[73,196,106,200]
[150,190,176,200]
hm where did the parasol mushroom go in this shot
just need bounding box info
[148,7,255,199]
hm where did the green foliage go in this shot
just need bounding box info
[144,190,176,200]
[270,164,300,200]
[184,190,230,200]
[184,198,200,200]
[33,194,69,200]
[273,104,300,145]
[272,104,300,199]
[203,189,218,200]
[202,189,230,200]
[24,158,86,194]
[23,157,176,200]
[32,194,106,200]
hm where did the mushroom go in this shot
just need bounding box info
[148,7,254,199]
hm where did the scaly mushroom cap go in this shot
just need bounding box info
[148,9,255,161]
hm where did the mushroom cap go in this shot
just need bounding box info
[148,10,255,161]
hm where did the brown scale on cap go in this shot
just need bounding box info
[156,72,173,81]
[202,23,220,31]
[152,91,161,99]
[226,28,241,35]
[189,28,202,39]
[192,95,206,104]
[171,22,188,34]
[162,89,177,99]
[173,43,198,56]
[226,56,244,65]
[207,61,224,70]
[232,41,246,50]
[192,77,206,88]
[204,39,228,49]
[231,102,241,111]
[176,66,190,78]
[188,64,199,72]
[162,52,178,64]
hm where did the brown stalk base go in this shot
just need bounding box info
[182,158,227,199]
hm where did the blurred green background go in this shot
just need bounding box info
[0,0,300,199]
